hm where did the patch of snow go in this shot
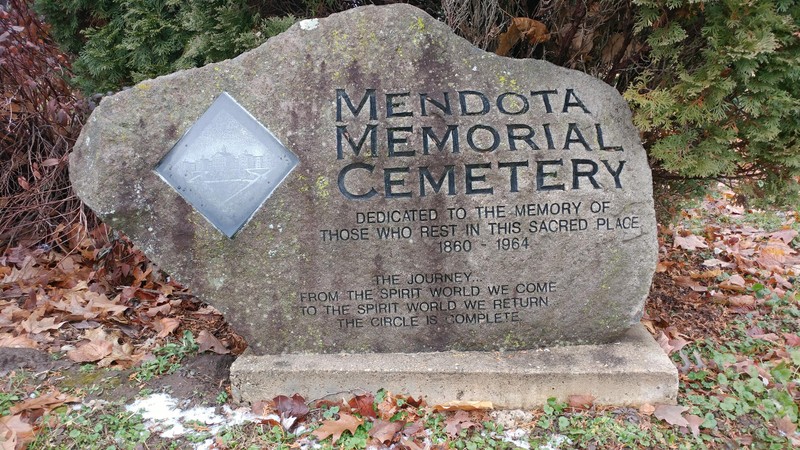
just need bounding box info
[539,434,571,450]
[126,393,259,448]
[503,428,531,449]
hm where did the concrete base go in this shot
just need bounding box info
[230,324,677,408]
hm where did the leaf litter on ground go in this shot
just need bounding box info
[1,185,799,448]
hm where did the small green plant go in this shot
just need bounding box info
[321,405,339,420]
[30,402,151,449]
[134,330,199,382]
[0,392,21,416]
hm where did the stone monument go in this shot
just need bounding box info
[70,4,677,407]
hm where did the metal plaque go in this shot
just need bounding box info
[156,92,299,238]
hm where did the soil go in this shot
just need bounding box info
[0,348,70,377]
[0,349,235,408]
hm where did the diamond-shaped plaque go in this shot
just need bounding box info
[156,92,298,238]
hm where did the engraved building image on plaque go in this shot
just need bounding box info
[156,92,299,237]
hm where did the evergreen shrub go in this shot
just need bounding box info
[35,0,800,206]
[447,0,800,206]
[34,0,296,93]
[624,0,800,207]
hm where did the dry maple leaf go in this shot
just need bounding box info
[719,274,746,292]
[197,330,230,354]
[726,295,755,307]
[1,255,39,284]
[567,394,595,409]
[443,410,481,438]
[19,312,65,334]
[348,393,376,418]
[9,390,79,415]
[0,334,38,349]
[397,394,425,408]
[376,394,398,420]
[0,414,33,449]
[775,415,797,435]
[50,293,97,320]
[431,400,493,411]
[154,317,180,338]
[311,413,364,444]
[86,292,128,316]
[684,413,703,437]
[402,420,425,437]
[655,332,689,355]
[673,276,708,292]
[639,403,656,415]
[250,400,273,416]
[369,419,403,443]
[67,339,113,363]
[653,404,689,427]
[674,233,708,251]
[273,394,309,420]
[757,242,795,269]
[770,229,798,244]
[399,436,425,450]
[782,333,800,346]
[495,18,548,56]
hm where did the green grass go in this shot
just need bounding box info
[29,402,151,449]
[133,330,198,382]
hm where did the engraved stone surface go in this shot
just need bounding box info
[70,4,659,355]
[156,92,298,238]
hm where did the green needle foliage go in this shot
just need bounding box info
[624,0,800,206]
[32,0,800,205]
[34,0,295,93]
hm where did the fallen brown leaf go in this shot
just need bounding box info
[197,330,230,354]
[19,312,65,334]
[770,229,798,244]
[402,420,425,437]
[431,400,493,411]
[567,394,595,409]
[369,419,403,443]
[783,333,800,346]
[0,414,33,448]
[444,410,481,437]
[399,436,425,450]
[776,415,797,435]
[348,393,376,418]
[495,18,548,56]
[0,334,38,349]
[87,292,128,316]
[311,413,363,444]
[273,394,309,420]
[9,390,79,415]
[655,332,690,355]
[376,394,398,420]
[154,317,180,338]
[719,274,746,292]
[653,404,689,427]
[702,258,734,269]
[639,403,655,415]
[67,339,113,363]
[673,276,708,292]
[757,241,795,269]
[726,295,755,307]
[674,233,708,251]
[684,413,703,437]
[250,400,272,416]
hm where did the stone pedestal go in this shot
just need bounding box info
[231,325,677,408]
